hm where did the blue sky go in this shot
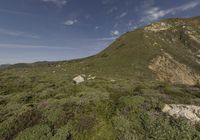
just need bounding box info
[0,0,200,64]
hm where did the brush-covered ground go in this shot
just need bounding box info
[0,63,200,140]
[0,16,200,140]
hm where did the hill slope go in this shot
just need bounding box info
[0,17,200,140]
[87,16,200,84]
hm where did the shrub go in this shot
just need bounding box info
[112,115,137,140]
[15,124,52,140]
[145,117,200,140]
[0,107,41,140]
[51,124,73,140]
[75,115,96,133]
[101,53,109,58]
[43,108,67,128]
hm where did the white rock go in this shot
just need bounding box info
[110,79,116,82]
[73,75,85,84]
[81,74,86,77]
[162,104,200,122]
[87,76,96,80]
[162,104,172,112]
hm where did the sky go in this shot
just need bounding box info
[0,0,200,64]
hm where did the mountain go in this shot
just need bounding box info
[84,16,200,85]
[0,64,10,70]
[0,17,200,140]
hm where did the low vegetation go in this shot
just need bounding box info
[0,67,200,139]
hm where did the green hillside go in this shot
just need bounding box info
[0,17,200,140]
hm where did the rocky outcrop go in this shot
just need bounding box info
[162,104,200,122]
[148,52,200,85]
[144,22,172,32]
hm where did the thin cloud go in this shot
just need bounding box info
[41,0,67,7]
[113,22,119,28]
[140,0,200,23]
[143,0,155,8]
[84,15,91,20]
[102,0,113,5]
[178,1,200,11]
[63,19,78,26]
[107,7,118,14]
[127,21,133,27]
[0,28,40,39]
[127,21,138,30]
[0,43,75,50]
[110,30,120,36]
[95,26,100,30]
[116,12,127,19]
[0,8,36,16]
[96,37,117,41]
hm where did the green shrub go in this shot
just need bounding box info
[112,115,137,140]
[0,107,41,140]
[15,124,52,140]
[146,117,200,140]
[75,115,96,133]
[43,108,67,128]
[51,124,72,140]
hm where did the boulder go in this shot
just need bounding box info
[73,75,84,84]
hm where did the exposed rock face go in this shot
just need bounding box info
[162,104,200,122]
[73,75,85,84]
[148,52,200,85]
[144,22,172,32]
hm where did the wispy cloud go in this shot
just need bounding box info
[0,28,40,39]
[113,22,119,28]
[41,0,67,7]
[116,12,127,19]
[0,43,75,50]
[95,26,100,30]
[140,0,200,23]
[96,36,117,41]
[63,19,78,26]
[107,7,118,14]
[127,21,138,30]
[102,0,113,5]
[0,8,35,16]
[110,30,120,36]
